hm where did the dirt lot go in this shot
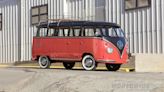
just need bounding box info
[0,67,164,92]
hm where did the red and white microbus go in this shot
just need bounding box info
[32,20,129,71]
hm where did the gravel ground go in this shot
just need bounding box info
[0,68,164,92]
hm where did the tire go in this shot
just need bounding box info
[63,62,75,69]
[38,56,51,69]
[105,64,121,71]
[82,55,97,71]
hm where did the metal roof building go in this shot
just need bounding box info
[0,0,163,63]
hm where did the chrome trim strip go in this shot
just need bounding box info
[51,57,80,61]
[97,59,115,62]
[33,36,103,39]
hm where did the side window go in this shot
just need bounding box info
[58,29,64,37]
[68,29,74,37]
[95,28,102,37]
[39,28,47,37]
[47,28,55,37]
[84,28,95,37]
[57,28,69,37]
[54,29,59,36]
[101,28,107,36]
[64,29,69,37]
[74,29,81,37]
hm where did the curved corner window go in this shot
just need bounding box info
[107,27,124,37]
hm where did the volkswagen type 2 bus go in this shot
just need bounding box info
[32,20,129,71]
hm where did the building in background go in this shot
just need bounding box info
[0,0,164,63]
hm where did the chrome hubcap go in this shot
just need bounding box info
[85,58,93,67]
[41,58,47,66]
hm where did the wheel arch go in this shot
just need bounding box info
[36,55,51,61]
[82,53,94,59]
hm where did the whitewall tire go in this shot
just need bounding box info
[82,55,97,71]
[38,56,51,69]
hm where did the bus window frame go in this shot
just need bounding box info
[35,26,106,38]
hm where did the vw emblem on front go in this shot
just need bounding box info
[117,40,124,50]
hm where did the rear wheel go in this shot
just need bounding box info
[82,55,97,71]
[105,64,121,71]
[63,62,75,69]
[38,56,51,69]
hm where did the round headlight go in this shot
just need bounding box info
[107,48,113,54]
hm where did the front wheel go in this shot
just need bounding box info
[106,64,121,71]
[63,62,75,69]
[38,56,51,69]
[82,55,97,71]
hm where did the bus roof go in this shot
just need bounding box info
[37,21,120,28]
